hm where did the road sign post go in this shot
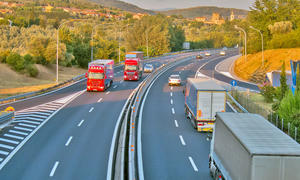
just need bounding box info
[291,60,300,95]
[230,80,237,87]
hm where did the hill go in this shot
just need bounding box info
[159,6,248,19]
[234,48,300,82]
[89,0,154,14]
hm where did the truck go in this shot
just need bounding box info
[86,59,114,92]
[124,58,143,81]
[125,51,144,61]
[209,112,300,180]
[184,78,226,132]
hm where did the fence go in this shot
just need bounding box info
[231,88,300,143]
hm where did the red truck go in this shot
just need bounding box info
[124,51,143,81]
[86,59,114,92]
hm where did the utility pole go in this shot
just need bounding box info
[250,26,264,67]
[235,25,247,62]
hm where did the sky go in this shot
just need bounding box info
[120,0,256,10]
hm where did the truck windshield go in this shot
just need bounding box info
[88,72,104,79]
[125,65,137,71]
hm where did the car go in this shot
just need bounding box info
[144,64,154,73]
[205,51,211,56]
[168,74,181,86]
[196,55,203,59]
[220,51,226,56]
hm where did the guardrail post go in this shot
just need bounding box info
[288,122,290,135]
[295,127,298,141]
[281,119,284,130]
[276,115,278,127]
[270,112,273,123]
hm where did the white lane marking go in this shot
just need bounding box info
[0,144,14,150]
[106,91,110,95]
[78,120,84,127]
[113,85,118,88]
[188,156,199,172]
[172,108,175,114]
[97,98,103,103]
[0,150,9,156]
[50,161,59,177]
[174,120,179,127]
[170,87,173,90]
[14,120,40,125]
[65,136,73,146]
[170,92,173,97]
[4,134,24,140]
[0,138,19,145]
[14,126,32,132]
[9,130,28,136]
[18,123,37,128]
[179,135,186,146]
[170,99,173,105]
[89,107,94,113]
[17,117,43,122]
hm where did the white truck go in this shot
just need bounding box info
[209,112,300,180]
[184,78,226,132]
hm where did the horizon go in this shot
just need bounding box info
[120,0,256,11]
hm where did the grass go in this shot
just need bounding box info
[0,63,86,97]
[234,48,300,81]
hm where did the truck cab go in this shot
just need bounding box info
[124,58,142,81]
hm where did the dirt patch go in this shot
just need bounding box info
[234,48,300,81]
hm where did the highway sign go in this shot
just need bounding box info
[230,80,237,87]
[292,85,296,96]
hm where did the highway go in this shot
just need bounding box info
[0,53,193,179]
[140,53,236,180]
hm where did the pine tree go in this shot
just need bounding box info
[296,66,300,92]
[280,61,288,99]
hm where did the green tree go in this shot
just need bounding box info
[6,52,25,72]
[169,25,185,52]
[280,61,288,100]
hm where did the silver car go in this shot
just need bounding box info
[168,74,181,86]
[144,64,154,73]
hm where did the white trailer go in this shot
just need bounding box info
[209,112,300,180]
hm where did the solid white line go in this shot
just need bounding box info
[8,130,28,136]
[0,150,9,156]
[14,126,32,132]
[170,92,173,97]
[77,120,84,127]
[18,123,37,128]
[172,108,175,114]
[97,98,103,103]
[0,138,19,145]
[106,91,110,95]
[4,134,24,140]
[65,136,73,146]
[188,156,199,172]
[170,99,173,105]
[179,135,186,146]
[89,107,94,113]
[113,85,118,88]
[49,161,59,177]
[0,144,14,150]
[174,120,179,127]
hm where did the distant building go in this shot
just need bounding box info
[0,9,13,14]
[230,11,235,21]
[195,17,206,22]
[211,13,225,25]
[133,13,146,20]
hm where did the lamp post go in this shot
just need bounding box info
[146,29,149,58]
[56,19,76,84]
[250,26,264,67]
[234,25,247,62]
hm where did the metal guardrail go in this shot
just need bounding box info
[107,52,197,180]
[226,92,248,113]
[0,111,14,125]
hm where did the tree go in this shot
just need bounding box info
[6,52,25,72]
[280,61,288,100]
[169,25,185,52]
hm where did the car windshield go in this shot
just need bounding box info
[125,65,137,71]
[88,72,104,79]
[170,75,180,79]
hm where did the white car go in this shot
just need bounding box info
[168,74,181,86]
[220,51,226,56]
[205,52,211,56]
[144,64,154,73]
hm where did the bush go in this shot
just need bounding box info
[6,52,25,72]
[26,64,39,77]
[24,54,34,65]
[260,84,276,103]
[0,50,10,63]
[277,91,300,127]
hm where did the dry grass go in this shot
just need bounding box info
[0,64,86,95]
[234,48,300,81]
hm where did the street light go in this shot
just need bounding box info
[56,19,77,84]
[146,29,149,58]
[250,26,264,67]
[234,25,247,62]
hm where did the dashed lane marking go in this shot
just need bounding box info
[78,120,84,127]
[172,108,175,114]
[188,156,199,172]
[89,107,94,113]
[179,135,186,146]
[65,136,73,146]
[174,120,179,127]
[49,161,59,177]
[97,98,103,103]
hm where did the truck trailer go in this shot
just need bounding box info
[209,112,300,180]
[86,59,114,92]
[125,51,144,61]
[184,78,226,132]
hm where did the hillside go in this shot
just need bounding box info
[89,0,154,14]
[234,48,300,81]
[159,6,248,19]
